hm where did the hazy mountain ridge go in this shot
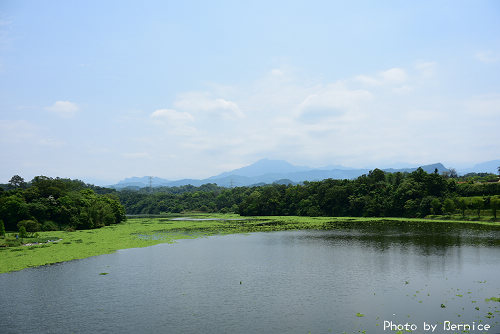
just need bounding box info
[111,159,475,189]
[457,160,500,175]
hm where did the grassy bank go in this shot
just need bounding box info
[1,214,499,274]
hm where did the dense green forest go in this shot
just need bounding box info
[117,168,500,219]
[2,169,499,234]
[0,176,125,232]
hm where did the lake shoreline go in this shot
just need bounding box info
[1,214,499,274]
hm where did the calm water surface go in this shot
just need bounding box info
[1,221,500,334]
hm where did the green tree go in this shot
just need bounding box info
[368,169,386,183]
[443,198,455,215]
[18,225,27,238]
[8,175,27,189]
[456,198,467,218]
[430,198,442,215]
[0,219,5,237]
[490,197,500,219]
[449,168,458,178]
[0,195,30,230]
[470,197,483,217]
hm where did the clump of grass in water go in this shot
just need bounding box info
[356,312,365,317]
[99,272,109,275]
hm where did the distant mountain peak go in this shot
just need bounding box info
[111,158,500,189]
[211,158,310,178]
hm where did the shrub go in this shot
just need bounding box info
[17,219,41,232]
[42,220,59,231]
[18,226,28,238]
[4,238,22,247]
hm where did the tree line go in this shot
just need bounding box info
[2,169,498,234]
[0,176,126,232]
[117,168,500,219]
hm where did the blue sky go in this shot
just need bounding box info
[1,0,499,184]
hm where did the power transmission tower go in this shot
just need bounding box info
[149,176,153,193]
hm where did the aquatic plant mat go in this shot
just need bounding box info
[1,214,499,273]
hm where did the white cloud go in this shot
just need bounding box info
[270,68,285,76]
[475,51,500,63]
[151,109,194,122]
[415,61,437,78]
[45,101,79,118]
[114,61,498,178]
[298,83,372,121]
[150,109,196,136]
[174,92,244,119]
[354,67,407,86]
[353,75,380,86]
[380,68,407,84]
[392,85,413,94]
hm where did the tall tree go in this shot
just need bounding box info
[491,197,500,220]
[0,219,5,237]
[8,175,27,189]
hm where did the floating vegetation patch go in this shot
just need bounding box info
[2,214,500,274]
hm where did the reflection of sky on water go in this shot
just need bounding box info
[1,223,499,333]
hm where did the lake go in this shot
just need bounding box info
[1,221,499,333]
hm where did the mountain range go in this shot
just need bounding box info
[111,158,498,189]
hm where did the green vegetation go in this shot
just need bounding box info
[1,169,499,274]
[18,226,27,238]
[0,175,125,233]
[117,168,500,221]
[0,219,5,237]
[1,214,499,274]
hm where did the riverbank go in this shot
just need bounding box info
[1,214,499,274]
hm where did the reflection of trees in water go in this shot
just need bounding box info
[294,222,500,278]
[306,220,500,273]
[318,220,500,250]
